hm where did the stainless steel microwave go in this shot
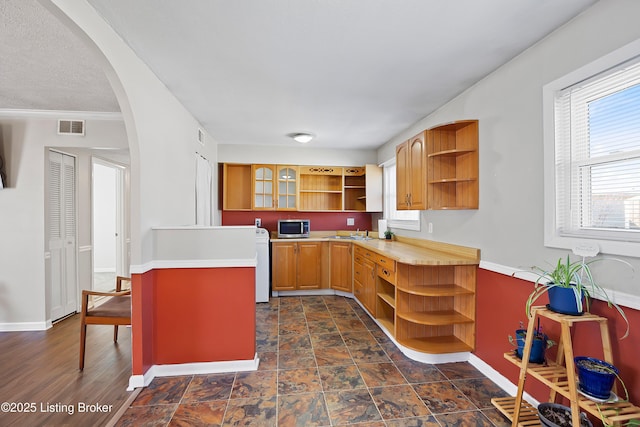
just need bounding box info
[277,219,310,238]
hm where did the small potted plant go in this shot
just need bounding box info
[383,229,394,240]
[516,254,633,338]
[509,320,554,364]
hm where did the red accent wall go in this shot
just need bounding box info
[476,268,640,405]
[153,267,255,364]
[131,267,256,375]
[222,210,372,234]
[131,272,155,376]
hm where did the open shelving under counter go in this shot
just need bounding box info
[353,237,479,359]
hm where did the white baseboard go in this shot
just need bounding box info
[0,321,52,332]
[468,353,539,407]
[94,268,116,273]
[128,354,260,390]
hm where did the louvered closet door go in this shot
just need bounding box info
[49,151,77,321]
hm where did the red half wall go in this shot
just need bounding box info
[476,268,640,405]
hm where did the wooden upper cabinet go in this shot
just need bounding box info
[223,163,252,210]
[426,120,479,210]
[343,165,383,212]
[396,131,427,210]
[276,166,298,211]
[252,164,276,210]
[396,142,410,210]
[223,162,384,212]
[299,166,343,211]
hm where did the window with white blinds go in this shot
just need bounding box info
[555,58,640,241]
[545,42,640,256]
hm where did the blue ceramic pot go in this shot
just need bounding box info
[575,356,618,400]
[515,329,547,364]
[548,285,584,316]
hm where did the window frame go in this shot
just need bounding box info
[381,159,420,231]
[543,39,640,258]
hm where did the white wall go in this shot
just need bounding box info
[377,0,640,296]
[0,117,127,328]
[218,144,377,166]
[47,0,220,269]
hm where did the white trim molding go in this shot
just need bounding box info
[128,354,259,390]
[479,260,640,311]
[130,258,257,275]
[468,354,539,407]
[0,321,52,332]
[0,108,123,120]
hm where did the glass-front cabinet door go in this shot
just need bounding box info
[277,166,297,210]
[252,164,275,210]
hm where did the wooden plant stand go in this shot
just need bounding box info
[491,306,640,427]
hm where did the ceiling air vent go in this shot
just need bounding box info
[58,120,85,136]
[198,128,205,145]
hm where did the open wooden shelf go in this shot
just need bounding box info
[493,307,640,427]
[396,310,473,326]
[490,397,539,427]
[397,335,473,354]
[377,292,395,308]
[397,284,474,297]
[377,317,394,335]
[426,120,478,210]
[428,148,476,158]
[429,178,477,184]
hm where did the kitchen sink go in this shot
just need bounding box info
[328,235,373,241]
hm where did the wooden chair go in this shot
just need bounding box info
[79,276,132,370]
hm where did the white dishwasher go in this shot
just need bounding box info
[255,228,270,302]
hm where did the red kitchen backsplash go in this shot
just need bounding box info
[222,211,372,234]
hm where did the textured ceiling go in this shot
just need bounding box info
[0,0,119,112]
[2,0,597,149]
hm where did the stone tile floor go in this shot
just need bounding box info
[115,295,510,426]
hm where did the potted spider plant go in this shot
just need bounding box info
[518,254,633,339]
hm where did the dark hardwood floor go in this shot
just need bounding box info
[0,314,133,426]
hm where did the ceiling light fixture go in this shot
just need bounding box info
[292,133,314,144]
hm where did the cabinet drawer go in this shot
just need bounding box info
[354,246,374,260]
[377,265,396,285]
[375,254,396,272]
[353,260,363,282]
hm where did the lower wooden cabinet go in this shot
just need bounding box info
[329,242,352,292]
[354,244,476,355]
[353,250,376,316]
[272,241,323,291]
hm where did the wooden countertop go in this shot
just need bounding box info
[271,232,479,266]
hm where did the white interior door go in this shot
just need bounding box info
[49,150,77,321]
[92,158,127,291]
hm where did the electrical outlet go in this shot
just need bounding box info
[428,222,433,233]
[255,218,261,227]
[347,218,355,226]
